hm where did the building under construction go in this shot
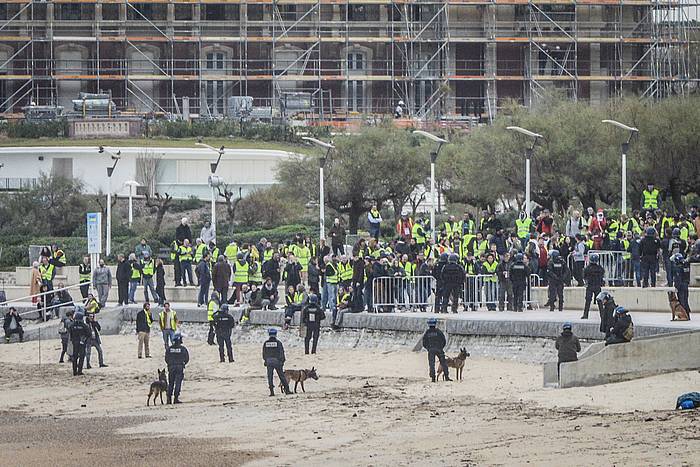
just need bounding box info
[0,0,697,121]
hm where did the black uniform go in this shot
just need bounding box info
[673,260,691,317]
[213,309,236,362]
[262,336,290,394]
[599,299,617,338]
[68,319,90,376]
[433,258,448,311]
[440,262,465,313]
[508,260,530,312]
[605,313,633,346]
[546,258,569,311]
[581,263,605,319]
[302,303,325,354]
[165,341,190,402]
[422,326,449,381]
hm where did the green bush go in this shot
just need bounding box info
[0,120,69,138]
[147,120,330,143]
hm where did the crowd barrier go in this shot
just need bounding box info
[567,250,636,287]
[372,275,436,312]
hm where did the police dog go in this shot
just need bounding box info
[668,291,690,321]
[280,367,319,393]
[147,369,168,406]
[437,348,470,381]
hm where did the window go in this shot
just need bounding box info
[348,53,364,72]
[205,52,226,116]
[102,4,119,20]
[56,4,82,21]
[0,4,7,21]
[174,4,192,21]
[348,80,364,112]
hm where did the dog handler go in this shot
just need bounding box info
[165,332,189,404]
[422,318,452,383]
[263,328,291,396]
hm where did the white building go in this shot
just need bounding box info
[0,146,297,199]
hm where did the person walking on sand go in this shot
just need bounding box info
[136,302,153,359]
[555,322,580,378]
[422,318,451,383]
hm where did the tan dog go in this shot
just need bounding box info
[668,291,689,321]
[279,367,319,393]
[437,348,470,381]
[147,369,168,406]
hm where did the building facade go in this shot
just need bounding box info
[0,0,697,121]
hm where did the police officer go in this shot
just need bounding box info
[213,303,235,363]
[165,332,190,404]
[69,309,90,377]
[440,254,465,313]
[422,318,451,382]
[596,291,617,338]
[433,253,449,312]
[581,253,605,319]
[303,293,325,354]
[672,253,691,318]
[545,250,569,312]
[263,328,291,396]
[508,253,530,312]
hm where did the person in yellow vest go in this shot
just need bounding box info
[208,240,220,269]
[481,252,499,311]
[641,182,660,213]
[179,239,195,286]
[367,204,382,241]
[515,211,533,245]
[127,253,141,305]
[194,238,208,264]
[39,255,58,305]
[206,291,220,346]
[249,259,263,286]
[52,244,67,268]
[295,240,311,285]
[140,251,159,304]
[619,213,641,236]
[78,255,91,300]
[224,240,239,262]
[136,302,153,359]
[659,212,675,239]
[677,214,695,241]
[170,239,182,286]
[232,253,249,305]
[159,302,178,350]
[472,232,489,258]
[459,212,476,237]
[338,255,353,288]
[262,242,275,263]
[443,215,459,240]
[412,218,427,247]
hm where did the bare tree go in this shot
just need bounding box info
[408,191,426,218]
[218,184,243,228]
[144,192,173,235]
[136,150,163,197]
[94,191,118,219]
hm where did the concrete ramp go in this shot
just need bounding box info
[545,330,700,388]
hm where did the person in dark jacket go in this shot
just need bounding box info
[433,253,449,312]
[545,250,569,312]
[283,255,302,290]
[307,257,320,294]
[85,313,107,369]
[213,304,236,363]
[165,332,190,404]
[555,322,580,378]
[328,218,346,257]
[672,253,691,318]
[422,318,452,382]
[596,291,617,338]
[440,254,465,313]
[259,278,279,310]
[116,254,131,306]
[69,311,91,376]
[3,307,24,343]
[175,217,192,244]
[155,258,166,306]
[508,253,530,312]
[136,302,152,359]
[262,328,291,396]
[212,255,231,303]
[303,294,325,354]
[262,253,281,290]
[195,253,211,307]
[639,227,660,287]
[496,252,513,311]
[581,253,605,319]
[605,306,633,346]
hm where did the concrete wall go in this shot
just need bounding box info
[552,330,700,388]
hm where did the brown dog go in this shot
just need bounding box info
[668,291,689,321]
[147,369,168,406]
[279,367,319,393]
[437,348,470,381]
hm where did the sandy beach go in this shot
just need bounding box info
[1,331,699,466]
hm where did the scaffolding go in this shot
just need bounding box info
[0,0,697,121]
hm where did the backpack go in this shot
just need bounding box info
[623,323,634,342]
[676,392,700,409]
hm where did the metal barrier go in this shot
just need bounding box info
[371,275,436,312]
[588,250,634,286]
[524,274,541,309]
[463,274,500,310]
[0,282,91,321]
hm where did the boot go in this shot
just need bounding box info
[431,376,436,383]
[284,387,292,395]
[174,397,182,404]
[167,396,172,404]
[444,376,453,382]
[269,387,275,397]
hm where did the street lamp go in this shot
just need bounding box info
[506,126,543,217]
[124,180,139,229]
[413,130,448,242]
[196,142,225,242]
[98,145,121,256]
[602,120,638,214]
[302,137,334,241]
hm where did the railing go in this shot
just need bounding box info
[588,250,635,287]
[0,282,90,321]
[372,275,436,312]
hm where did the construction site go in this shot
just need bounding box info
[0,0,698,122]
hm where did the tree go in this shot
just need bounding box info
[144,192,173,236]
[218,184,243,226]
[237,186,296,228]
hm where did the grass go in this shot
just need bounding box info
[0,137,311,153]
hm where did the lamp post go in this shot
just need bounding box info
[506,126,543,218]
[302,137,335,241]
[602,120,638,214]
[196,142,225,241]
[124,180,139,228]
[413,130,448,242]
[98,146,121,256]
